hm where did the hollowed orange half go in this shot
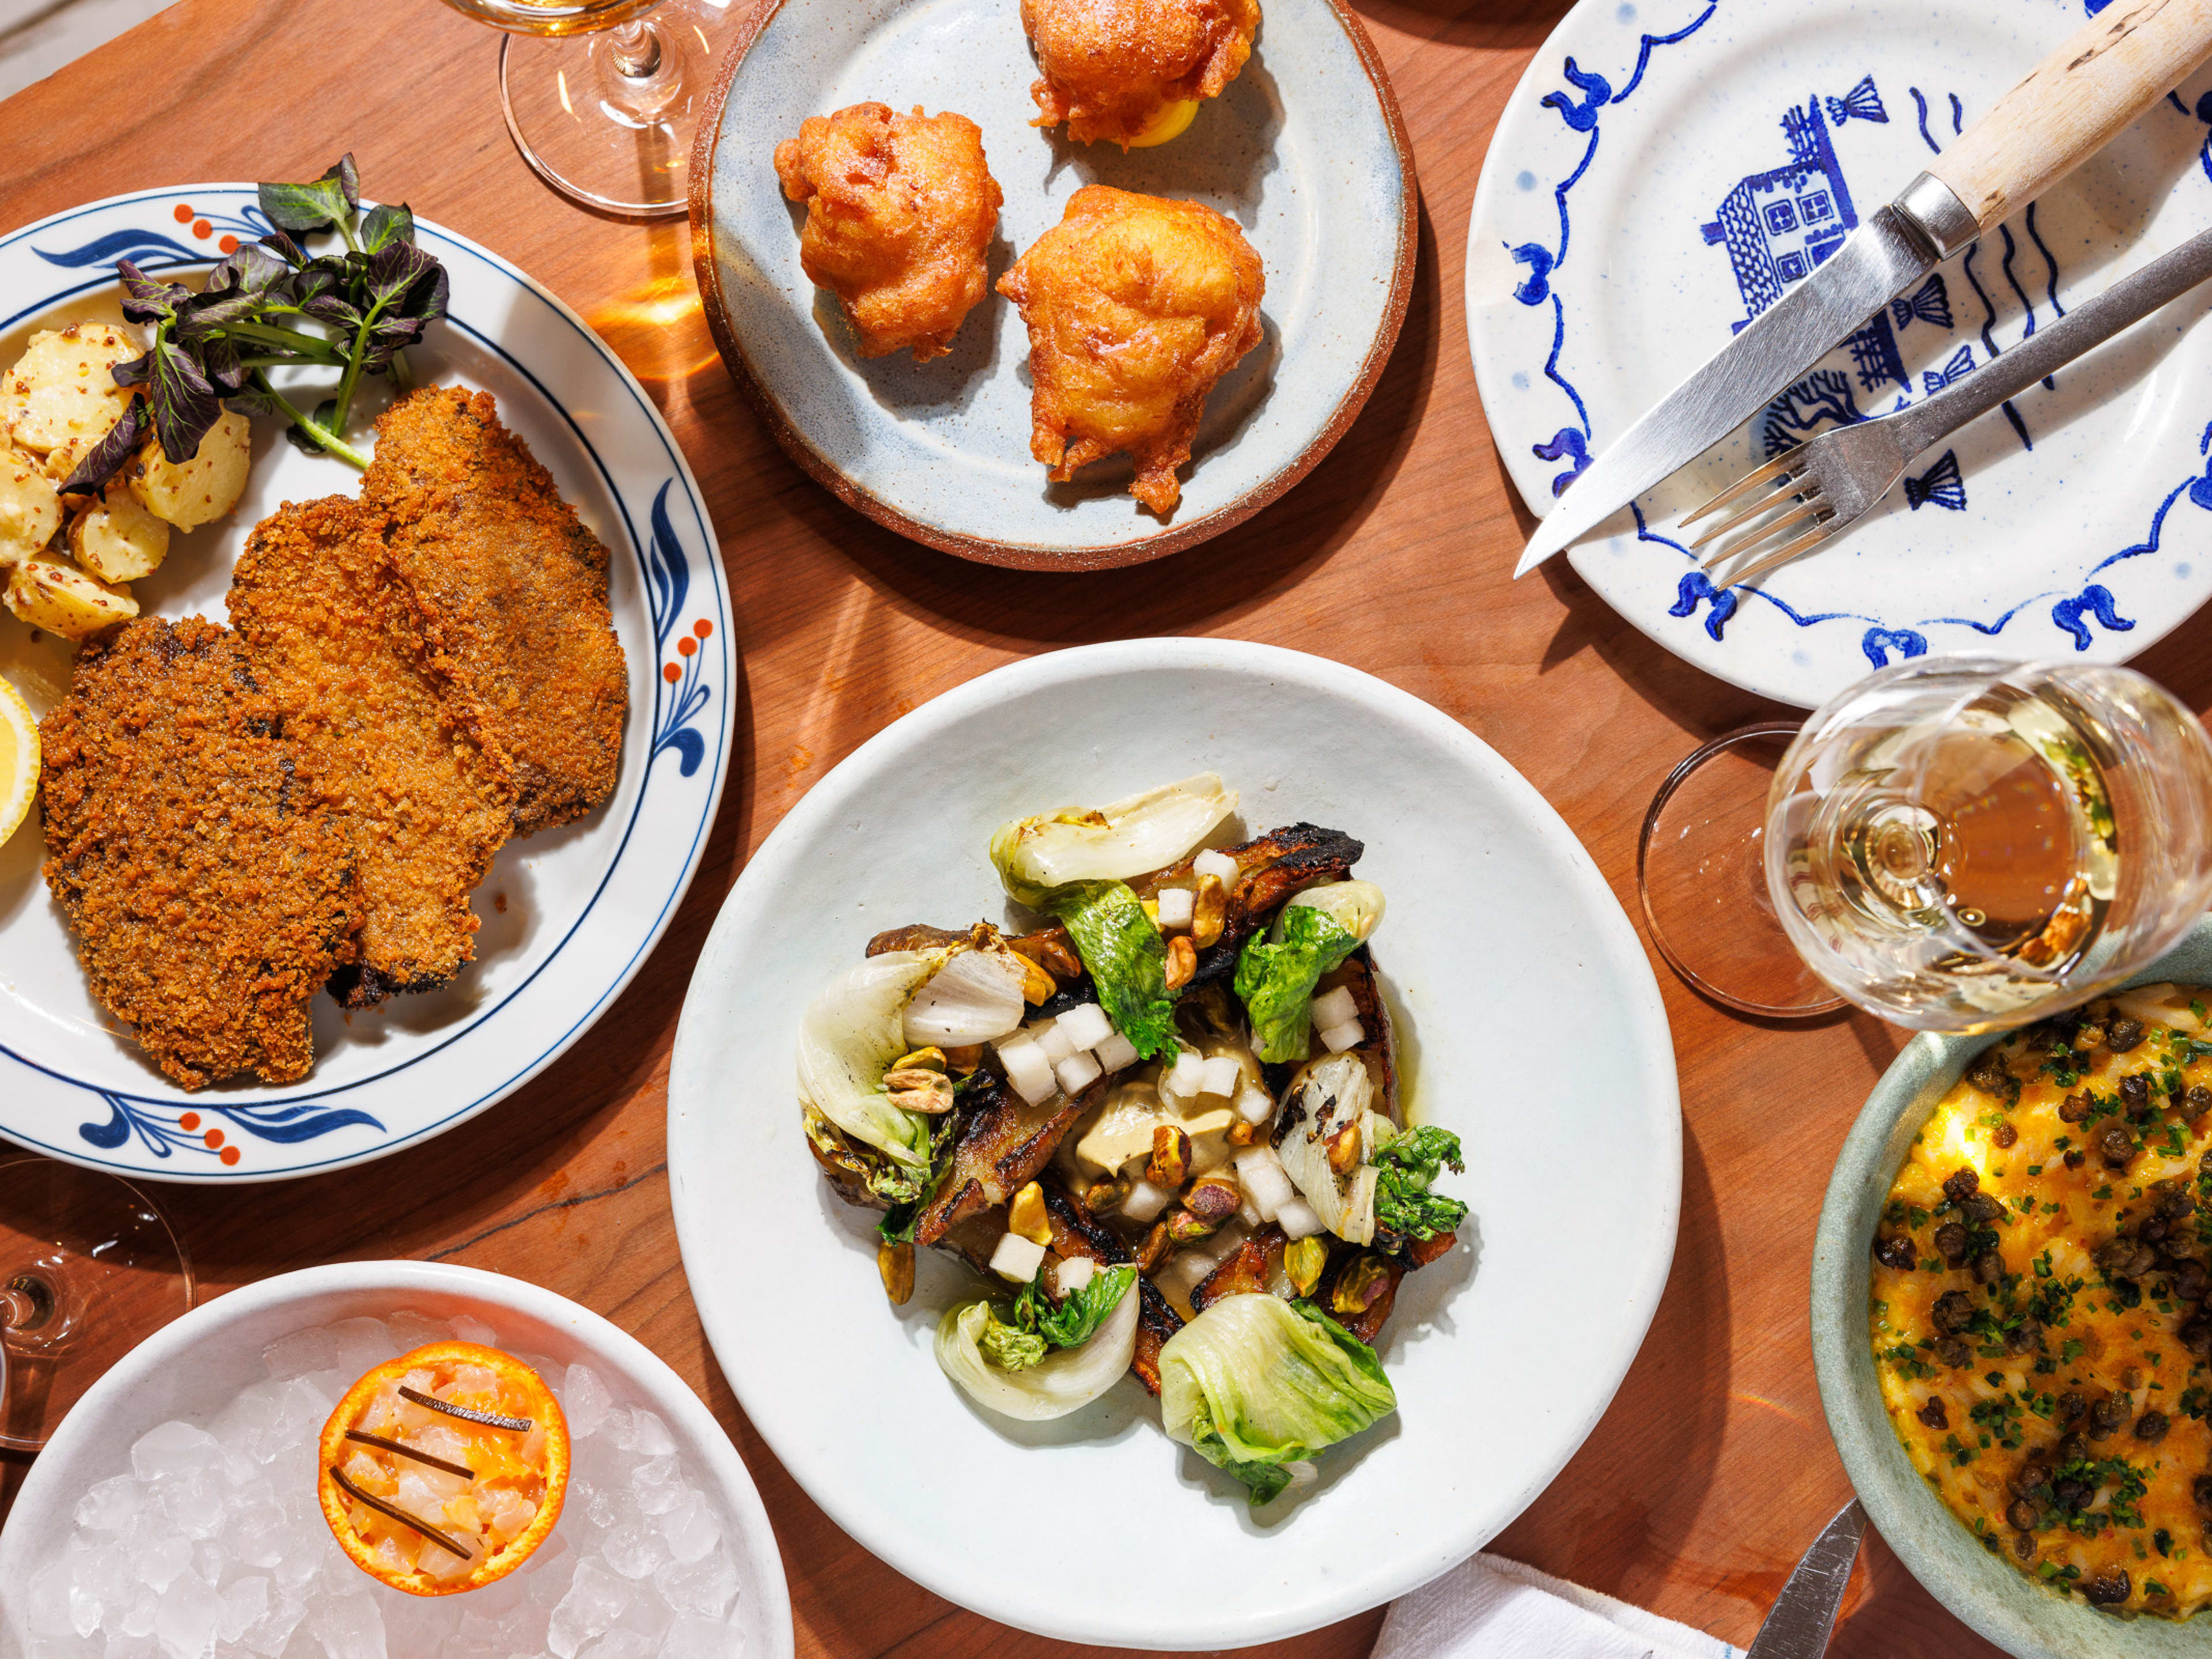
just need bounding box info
[316,1340,569,1596]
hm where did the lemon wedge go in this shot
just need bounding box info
[0,674,38,851]
[1129,99,1200,148]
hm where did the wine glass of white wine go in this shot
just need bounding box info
[442,0,740,219]
[1639,658,2212,1032]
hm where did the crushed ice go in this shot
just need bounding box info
[20,1313,748,1658]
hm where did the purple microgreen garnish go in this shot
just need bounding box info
[329,1464,474,1559]
[398,1385,532,1433]
[59,397,144,497]
[344,1427,476,1480]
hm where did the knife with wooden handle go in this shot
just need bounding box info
[1513,0,2212,577]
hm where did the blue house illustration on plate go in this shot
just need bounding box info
[1699,92,1908,396]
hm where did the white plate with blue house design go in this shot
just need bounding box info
[0,187,732,1181]
[1467,0,2212,707]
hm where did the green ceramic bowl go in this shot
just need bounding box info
[1812,915,2212,1659]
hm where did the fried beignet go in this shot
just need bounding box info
[774,103,1004,362]
[1021,0,1261,149]
[998,186,1264,515]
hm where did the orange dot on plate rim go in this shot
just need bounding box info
[677,636,696,657]
[692,618,713,639]
[219,234,240,254]
[662,663,681,684]
[173,203,193,223]
[179,1111,201,1132]
[193,220,211,239]
[221,1147,240,1165]
[203,1128,224,1149]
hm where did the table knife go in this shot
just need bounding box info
[1513,0,2212,577]
[1744,1499,1867,1659]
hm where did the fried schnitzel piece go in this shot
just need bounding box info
[229,496,518,1009]
[774,103,1004,362]
[362,388,627,836]
[1022,0,1260,148]
[998,187,1264,514]
[39,616,358,1089]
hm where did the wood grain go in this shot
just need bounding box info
[1926,0,2212,233]
[4,2,2210,1656]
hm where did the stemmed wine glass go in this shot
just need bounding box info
[1638,658,2212,1032]
[0,1155,194,1451]
[441,0,741,219]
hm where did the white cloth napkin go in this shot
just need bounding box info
[1374,1552,1743,1659]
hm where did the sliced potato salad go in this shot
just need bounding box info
[0,321,252,639]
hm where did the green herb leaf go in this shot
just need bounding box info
[358,202,416,255]
[1373,1125,1469,1243]
[1017,1265,1136,1349]
[258,168,355,233]
[1038,880,1177,1059]
[115,258,191,325]
[977,1313,1049,1373]
[147,339,222,463]
[1234,905,1361,1063]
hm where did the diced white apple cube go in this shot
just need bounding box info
[990,1231,1047,1282]
[1275,1198,1325,1241]
[1122,1179,1173,1223]
[1198,1055,1243,1099]
[1154,887,1195,928]
[1037,1022,1077,1066]
[1055,1051,1103,1096]
[1233,1146,1296,1222]
[1235,1082,1274,1125]
[1164,1050,1206,1100]
[1318,1018,1366,1054]
[1310,986,1359,1029]
[1056,1003,1112,1052]
[1093,1031,1139,1074]
[997,1037,1059,1105]
[1057,1256,1096,1294]
[1194,850,1239,884]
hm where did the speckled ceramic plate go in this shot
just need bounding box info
[0,187,732,1182]
[1468,0,2212,707]
[689,0,1415,570]
[1813,914,2212,1658]
[667,638,1681,1648]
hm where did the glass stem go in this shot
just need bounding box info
[602,18,681,123]
[2,1272,52,1335]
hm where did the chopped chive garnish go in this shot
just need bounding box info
[329,1464,474,1559]
[345,1427,475,1480]
[399,1385,531,1433]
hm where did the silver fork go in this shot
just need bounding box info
[1686,223,2212,588]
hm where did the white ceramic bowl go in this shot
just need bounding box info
[0,1261,793,1659]
[667,637,1683,1649]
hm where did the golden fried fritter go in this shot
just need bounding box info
[229,497,518,1010]
[39,617,359,1089]
[1022,0,1260,148]
[774,103,1004,362]
[362,389,627,837]
[998,186,1264,514]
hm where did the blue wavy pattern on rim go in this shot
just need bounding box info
[77,1095,386,1161]
[1509,4,2212,660]
[33,204,272,270]
[5,194,727,1173]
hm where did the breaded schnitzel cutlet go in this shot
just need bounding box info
[363,388,627,836]
[229,497,518,1010]
[39,617,359,1089]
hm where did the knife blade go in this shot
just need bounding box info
[1743,1499,1866,1659]
[1514,0,2212,577]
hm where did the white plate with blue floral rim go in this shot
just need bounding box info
[0,185,732,1182]
[665,638,1681,1648]
[1467,0,2212,707]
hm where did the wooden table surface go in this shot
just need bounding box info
[7,2,2211,1654]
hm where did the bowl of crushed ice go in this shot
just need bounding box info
[0,1259,791,1659]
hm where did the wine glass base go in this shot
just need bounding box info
[1638,722,1849,1021]
[0,1156,194,1452]
[498,0,737,219]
